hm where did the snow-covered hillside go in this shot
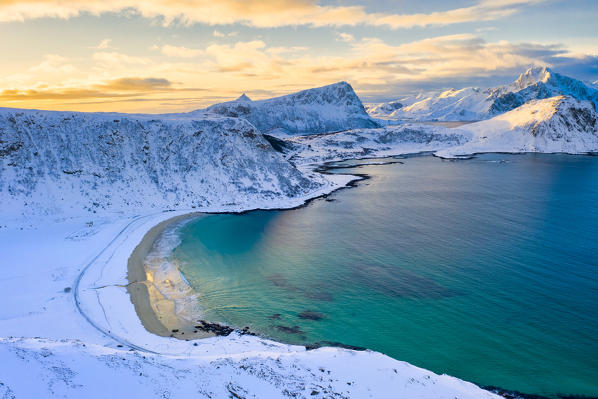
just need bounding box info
[368,67,598,121]
[204,81,379,135]
[284,124,469,164]
[0,108,326,221]
[2,78,597,398]
[436,96,598,157]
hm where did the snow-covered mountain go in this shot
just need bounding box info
[0,108,325,220]
[285,124,468,164]
[368,67,598,121]
[436,96,598,157]
[204,81,379,135]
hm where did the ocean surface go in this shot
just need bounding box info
[170,154,598,398]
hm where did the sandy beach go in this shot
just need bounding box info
[127,212,215,340]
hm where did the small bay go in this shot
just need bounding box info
[171,154,598,398]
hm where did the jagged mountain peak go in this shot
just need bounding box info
[205,81,378,135]
[235,93,252,102]
[368,67,597,121]
[514,66,553,89]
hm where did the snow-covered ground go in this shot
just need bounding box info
[435,96,598,158]
[0,97,500,397]
[0,108,326,222]
[289,96,597,163]
[0,199,500,398]
[284,124,469,165]
[2,74,598,397]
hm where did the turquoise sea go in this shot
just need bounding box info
[170,154,598,398]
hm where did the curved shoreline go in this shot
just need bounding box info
[65,156,510,398]
[126,212,217,340]
[123,160,381,342]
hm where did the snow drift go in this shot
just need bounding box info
[204,81,379,135]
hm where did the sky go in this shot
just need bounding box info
[0,0,597,113]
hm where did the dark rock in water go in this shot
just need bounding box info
[306,341,367,351]
[240,326,256,336]
[193,320,234,336]
[276,325,303,334]
[268,313,282,320]
[481,385,598,399]
[482,386,550,399]
[298,310,326,321]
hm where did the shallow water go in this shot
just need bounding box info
[171,154,598,398]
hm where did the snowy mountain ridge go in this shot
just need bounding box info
[0,108,327,221]
[436,95,598,157]
[203,81,379,135]
[367,67,598,121]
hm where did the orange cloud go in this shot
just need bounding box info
[0,0,544,28]
[98,77,172,91]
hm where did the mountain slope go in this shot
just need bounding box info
[0,108,324,220]
[284,125,469,164]
[204,82,379,135]
[435,96,598,157]
[369,67,598,121]
[489,66,598,114]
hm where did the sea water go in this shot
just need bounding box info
[170,154,598,398]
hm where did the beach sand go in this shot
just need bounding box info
[127,213,215,340]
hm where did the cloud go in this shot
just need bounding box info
[0,0,545,29]
[0,76,186,101]
[99,77,172,90]
[30,54,76,73]
[213,30,238,37]
[97,38,111,49]
[336,32,354,42]
[160,45,203,58]
[0,88,126,101]
[92,51,150,66]
[3,33,596,112]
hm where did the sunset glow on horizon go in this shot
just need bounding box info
[1,0,597,113]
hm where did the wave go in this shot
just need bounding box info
[143,219,202,326]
